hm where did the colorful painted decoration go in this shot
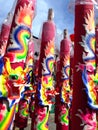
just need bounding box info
[34,8,56,130]
[0,100,16,130]
[82,66,98,110]
[5,0,36,65]
[71,0,97,130]
[0,0,36,129]
[14,35,35,130]
[56,29,71,130]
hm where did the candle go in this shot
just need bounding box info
[34,8,56,130]
[71,1,97,129]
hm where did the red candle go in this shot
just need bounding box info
[56,29,71,130]
[34,8,56,130]
[14,98,29,129]
[30,57,39,130]
[3,0,36,98]
[95,25,98,68]
[71,0,97,130]
[5,0,36,69]
[0,13,13,57]
[14,36,35,129]
[0,0,17,58]
[55,60,60,124]
[95,22,98,129]
[0,0,36,129]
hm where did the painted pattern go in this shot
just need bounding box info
[34,107,49,130]
[0,0,36,129]
[38,40,55,106]
[75,8,97,129]
[76,109,97,130]
[0,103,16,130]
[60,55,70,104]
[7,3,34,63]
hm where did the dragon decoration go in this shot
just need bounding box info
[0,57,29,129]
[34,107,49,130]
[60,55,71,107]
[38,40,55,107]
[57,37,72,127]
[76,8,98,129]
[0,0,36,129]
[6,2,34,63]
[78,9,97,109]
